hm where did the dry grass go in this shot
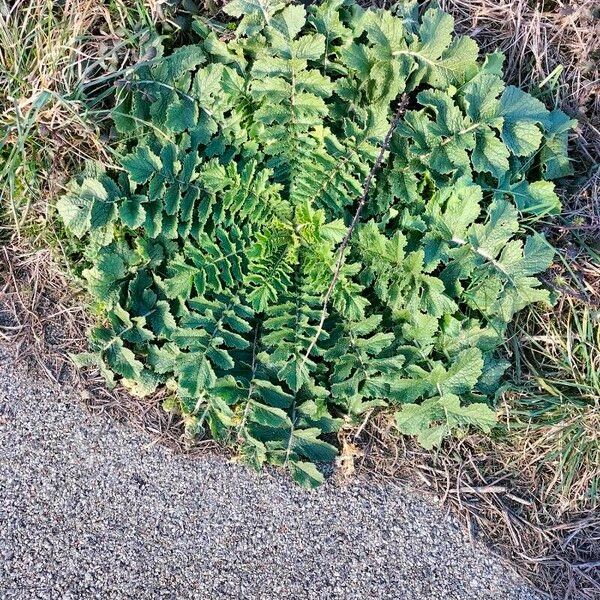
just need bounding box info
[439,0,599,166]
[0,0,163,244]
[0,246,87,381]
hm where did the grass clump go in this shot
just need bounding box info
[0,0,169,245]
[512,293,600,511]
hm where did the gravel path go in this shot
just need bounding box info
[0,348,543,600]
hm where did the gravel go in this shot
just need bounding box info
[0,348,543,600]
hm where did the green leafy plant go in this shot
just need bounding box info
[57,0,574,487]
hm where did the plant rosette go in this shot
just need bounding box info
[58,0,574,487]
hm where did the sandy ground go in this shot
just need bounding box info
[0,347,543,600]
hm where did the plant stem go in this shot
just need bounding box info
[301,95,409,364]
